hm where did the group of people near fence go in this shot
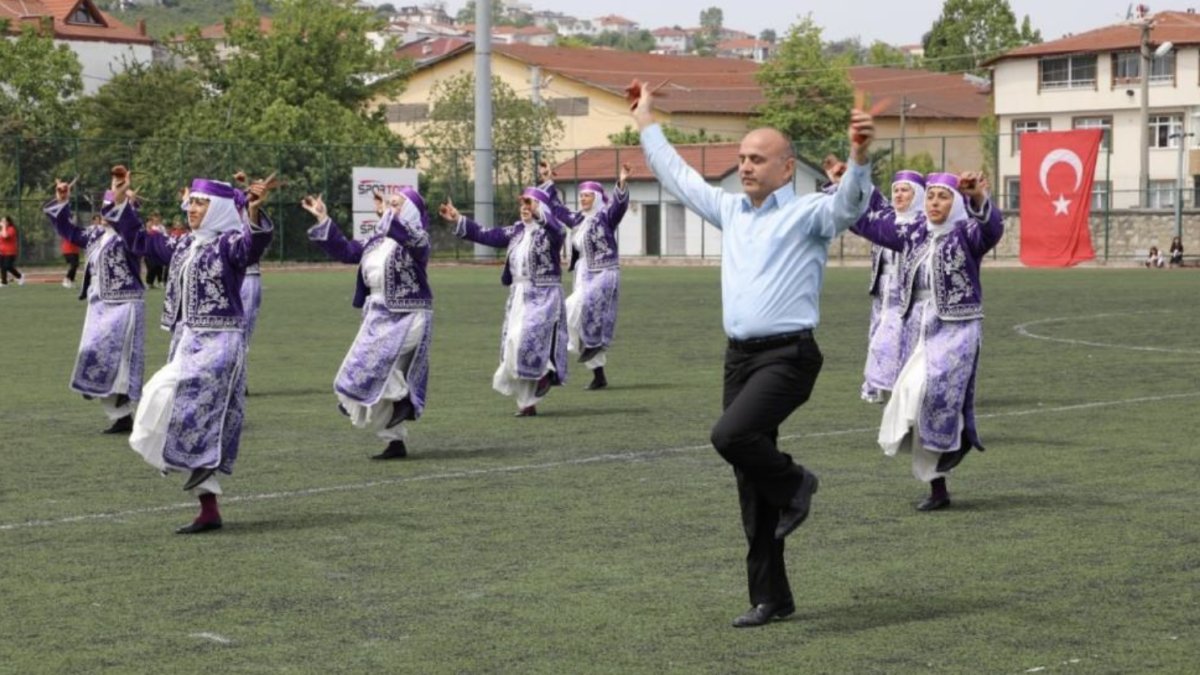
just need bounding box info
[38,82,1005,629]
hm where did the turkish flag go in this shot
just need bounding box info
[1019,130,1103,267]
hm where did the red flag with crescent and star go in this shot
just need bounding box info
[1019,129,1103,267]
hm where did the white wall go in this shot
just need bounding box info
[60,40,155,94]
[994,48,1200,208]
[555,163,825,259]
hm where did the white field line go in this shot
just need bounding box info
[188,632,233,645]
[1013,312,1200,355]
[2,391,1198,533]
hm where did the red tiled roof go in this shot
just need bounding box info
[411,44,989,120]
[395,36,471,63]
[651,27,688,37]
[847,66,990,119]
[596,14,636,26]
[1,0,153,44]
[550,144,741,182]
[985,11,1200,65]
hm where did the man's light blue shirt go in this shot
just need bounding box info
[640,124,873,339]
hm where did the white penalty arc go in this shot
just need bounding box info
[1013,311,1200,355]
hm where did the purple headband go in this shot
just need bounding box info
[579,181,608,203]
[190,178,248,211]
[892,170,926,187]
[925,173,959,191]
[521,186,553,209]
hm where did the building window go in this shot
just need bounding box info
[1149,114,1183,148]
[546,97,589,117]
[68,8,103,25]
[1148,180,1176,208]
[1073,116,1112,151]
[1040,55,1097,90]
[1004,177,1020,211]
[1012,118,1050,153]
[386,103,429,123]
[1113,52,1140,82]
[1150,52,1175,83]
[1091,181,1110,210]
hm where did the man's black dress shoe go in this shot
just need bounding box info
[774,469,820,539]
[515,406,537,417]
[731,600,796,628]
[175,519,222,534]
[578,345,603,363]
[917,495,951,511]
[183,467,217,491]
[371,440,408,460]
[102,414,133,434]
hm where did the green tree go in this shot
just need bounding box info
[759,29,777,44]
[590,29,657,53]
[127,0,412,213]
[0,23,84,226]
[867,41,908,67]
[922,0,1041,74]
[823,37,866,65]
[455,0,529,27]
[607,125,729,146]
[420,72,563,221]
[754,16,854,160]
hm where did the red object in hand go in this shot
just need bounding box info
[624,79,642,111]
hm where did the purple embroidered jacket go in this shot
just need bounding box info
[455,215,565,287]
[43,201,144,302]
[851,189,1004,321]
[543,182,629,272]
[127,210,274,331]
[307,214,433,312]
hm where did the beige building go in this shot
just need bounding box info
[381,44,992,167]
[987,10,1200,210]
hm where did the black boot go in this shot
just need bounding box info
[578,345,603,363]
[388,398,415,428]
[371,440,408,460]
[586,367,608,390]
[103,414,133,434]
[917,477,951,511]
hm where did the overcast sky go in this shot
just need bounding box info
[386,1,1150,46]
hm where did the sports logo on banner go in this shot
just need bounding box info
[350,167,420,241]
[1018,130,1103,267]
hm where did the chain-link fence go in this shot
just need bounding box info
[2,132,1197,266]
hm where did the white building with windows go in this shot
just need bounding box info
[987,10,1200,210]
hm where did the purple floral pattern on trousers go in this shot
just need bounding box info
[862,256,905,397]
[334,302,432,416]
[574,267,620,350]
[240,274,262,347]
[162,329,246,474]
[501,284,568,382]
[901,297,982,453]
[70,295,145,400]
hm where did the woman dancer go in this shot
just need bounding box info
[860,170,925,403]
[850,172,1003,511]
[124,176,274,533]
[304,188,433,460]
[440,187,567,416]
[543,163,630,390]
[43,182,145,434]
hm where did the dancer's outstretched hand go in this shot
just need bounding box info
[300,194,327,222]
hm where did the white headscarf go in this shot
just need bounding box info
[923,173,968,238]
[891,172,926,224]
[187,179,246,243]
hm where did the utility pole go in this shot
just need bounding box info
[531,65,542,179]
[1138,15,1152,207]
[899,95,910,158]
[1171,131,1194,237]
[473,0,494,259]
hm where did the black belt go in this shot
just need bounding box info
[727,329,813,353]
